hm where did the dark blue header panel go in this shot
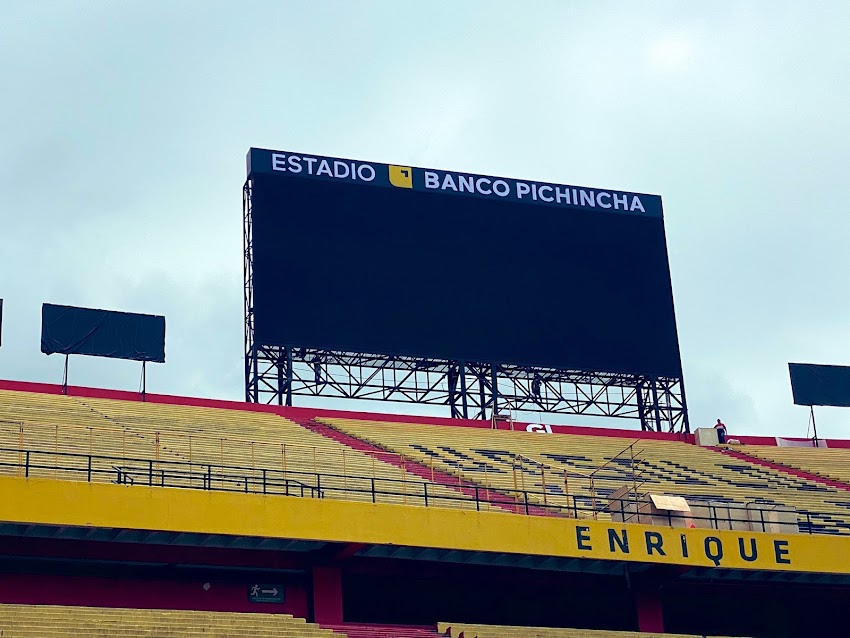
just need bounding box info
[789,363,850,407]
[247,149,681,378]
[248,148,663,219]
[41,304,165,363]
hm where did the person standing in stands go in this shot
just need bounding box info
[714,419,727,444]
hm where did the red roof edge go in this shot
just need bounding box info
[0,378,695,443]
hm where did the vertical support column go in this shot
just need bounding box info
[285,346,293,407]
[243,180,255,404]
[650,377,662,433]
[636,380,648,431]
[62,355,69,396]
[491,363,499,420]
[448,361,470,420]
[680,378,691,433]
[276,349,285,406]
[459,361,468,419]
[274,346,293,407]
[811,405,819,447]
[245,352,253,403]
[312,566,343,625]
[251,345,259,403]
[478,365,487,420]
[634,586,664,633]
[448,362,459,419]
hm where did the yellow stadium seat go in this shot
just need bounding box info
[437,621,746,638]
[0,604,344,637]
[737,445,850,487]
[4,387,850,533]
[0,390,477,512]
[321,417,850,534]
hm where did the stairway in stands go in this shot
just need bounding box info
[324,623,446,637]
[293,416,560,517]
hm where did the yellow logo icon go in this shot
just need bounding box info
[389,165,413,188]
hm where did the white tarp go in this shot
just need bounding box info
[776,437,828,448]
[648,494,691,512]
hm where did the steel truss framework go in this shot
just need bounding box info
[244,180,689,433]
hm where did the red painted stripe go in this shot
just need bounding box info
[294,416,558,517]
[0,378,695,443]
[9,377,850,448]
[731,434,850,448]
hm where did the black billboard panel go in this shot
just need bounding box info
[789,363,850,407]
[246,149,682,378]
[41,304,165,363]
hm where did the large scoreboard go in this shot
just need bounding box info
[247,148,681,379]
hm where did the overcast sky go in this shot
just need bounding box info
[1,2,848,438]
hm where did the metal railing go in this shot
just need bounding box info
[0,446,577,515]
[0,419,594,508]
[0,446,844,536]
[1,418,414,474]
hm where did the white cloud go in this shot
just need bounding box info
[647,33,696,72]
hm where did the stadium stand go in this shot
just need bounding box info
[2,382,850,637]
[4,386,850,532]
[0,389,477,510]
[323,623,445,637]
[733,445,850,488]
[0,608,750,638]
[297,416,557,516]
[320,417,850,534]
[0,604,342,637]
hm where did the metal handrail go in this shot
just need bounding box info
[588,442,647,515]
[0,446,840,535]
[1,418,410,470]
[2,419,595,511]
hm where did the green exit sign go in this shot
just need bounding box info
[248,584,285,604]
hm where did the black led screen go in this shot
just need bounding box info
[41,303,165,363]
[248,149,682,378]
[789,363,850,407]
